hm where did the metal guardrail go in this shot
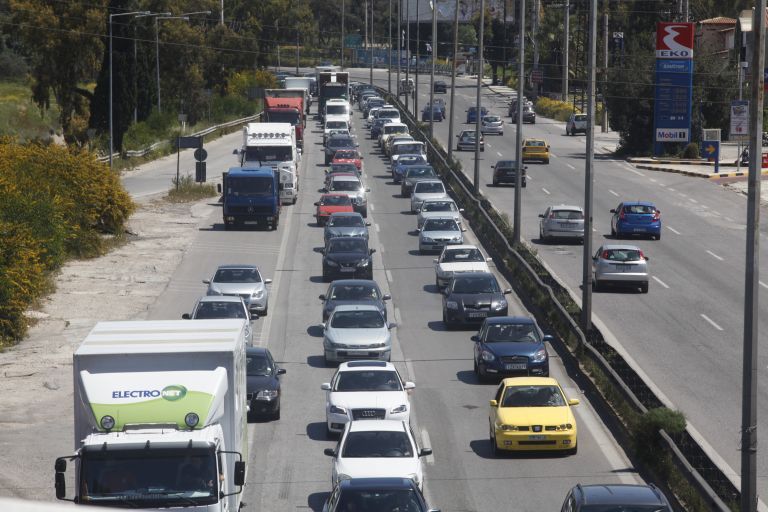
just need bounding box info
[378,86,735,511]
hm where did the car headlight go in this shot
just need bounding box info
[491,299,507,311]
[531,348,548,363]
[481,350,495,362]
[499,424,521,431]
[368,342,387,348]
[329,405,347,415]
[445,300,458,309]
[357,259,370,267]
[252,290,263,299]
[326,259,339,267]
[422,236,434,242]
[256,390,278,400]
[391,404,408,414]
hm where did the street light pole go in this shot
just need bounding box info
[389,0,392,93]
[415,0,420,116]
[397,0,401,95]
[429,0,436,138]
[370,0,374,85]
[562,0,569,101]
[513,0,525,243]
[473,0,484,194]
[341,0,345,70]
[405,0,410,112]
[447,0,459,163]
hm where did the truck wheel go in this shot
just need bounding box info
[223,222,231,231]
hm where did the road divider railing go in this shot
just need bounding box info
[378,87,737,512]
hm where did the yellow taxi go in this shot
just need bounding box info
[489,376,579,455]
[521,138,550,164]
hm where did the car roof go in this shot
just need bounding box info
[599,244,644,251]
[550,204,583,211]
[329,279,379,287]
[328,211,363,218]
[338,477,416,490]
[348,419,406,432]
[196,295,245,304]
[523,138,547,144]
[422,198,455,204]
[338,360,394,372]
[331,175,361,182]
[216,264,259,270]
[443,244,479,250]
[414,179,444,185]
[577,484,668,506]
[321,193,351,199]
[423,216,458,223]
[621,200,656,207]
[332,304,381,312]
[501,376,560,387]
[483,316,536,326]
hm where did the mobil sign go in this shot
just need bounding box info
[656,22,695,59]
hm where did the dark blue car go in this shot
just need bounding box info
[472,316,551,382]
[324,478,437,512]
[370,118,392,139]
[466,106,489,124]
[391,154,428,183]
[610,201,662,240]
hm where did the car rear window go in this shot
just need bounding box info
[526,140,546,147]
[623,204,656,214]
[574,114,587,122]
[415,182,445,194]
[603,249,643,262]
[551,210,584,220]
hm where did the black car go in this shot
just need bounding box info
[246,347,286,420]
[421,105,444,121]
[325,135,358,165]
[433,80,447,93]
[324,478,437,512]
[401,165,437,197]
[442,272,511,329]
[321,237,376,281]
[472,317,552,382]
[491,160,527,187]
[561,484,673,512]
[319,279,391,322]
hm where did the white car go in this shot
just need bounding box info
[203,264,272,315]
[321,360,415,435]
[480,115,504,135]
[324,117,350,146]
[379,122,409,148]
[322,305,394,365]
[416,198,463,229]
[433,245,492,289]
[410,179,448,213]
[324,420,432,490]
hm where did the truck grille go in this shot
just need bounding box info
[351,408,386,420]
[229,205,274,214]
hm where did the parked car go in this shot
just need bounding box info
[560,484,673,512]
[322,305,395,364]
[592,244,650,293]
[511,105,536,124]
[566,113,588,135]
[466,106,489,123]
[472,316,552,382]
[324,212,370,244]
[323,477,438,512]
[410,180,449,213]
[203,264,271,316]
[182,295,253,345]
[489,376,579,455]
[419,217,464,254]
[480,115,504,135]
[421,105,444,121]
[442,272,511,329]
[320,237,376,281]
[401,166,438,197]
[417,199,463,229]
[392,155,429,183]
[539,205,585,243]
[491,160,526,187]
[521,138,550,164]
[456,130,485,152]
[433,80,447,93]
[327,175,370,217]
[433,245,492,289]
[319,279,391,322]
[246,347,285,420]
[610,201,662,240]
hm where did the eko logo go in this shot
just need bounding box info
[656,23,694,59]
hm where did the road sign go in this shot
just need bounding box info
[195,161,207,183]
[178,136,202,149]
[730,100,749,139]
[531,69,543,84]
[701,140,719,160]
[194,148,208,162]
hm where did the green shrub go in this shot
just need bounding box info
[681,142,700,159]
[167,174,217,202]
[123,110,175,151]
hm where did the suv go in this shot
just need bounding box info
[566,113,588,135]
[560,483,672,512]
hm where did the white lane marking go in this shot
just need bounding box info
[375,223,381,233]
[689,198,698,204]
[386,269,394,283]
[625,166,645,176]
[668,187,676,192]
[566,163,576,170]
[760,281,768,290]
[706,250,724,261]
[541,187,550,195]
[486,143,493,149]
[420,429,436,464]
[701,314,724,331]
[369,203,375,211]
[526,175,533,182]
[652,276,670,289]
[666,226,681,235]
[678,193,687,198]
[725,216,734,222]
[658,182,667,187]
[550,152,558,158]
[496,151,503,157]
[649,178,657,183]
[609,189,620,197]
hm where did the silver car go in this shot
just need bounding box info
[410,179,449,213]
[182,295,253,345]
[566,113,588,136]
[204,264,272,315]
[322,304,396,365]
[539,205,585,243]
[324,212,370,244]
[327,175,370,218]
[480,115,504,135]
[592,244,649,293]
[419,217,465,254]
[417,199,463,229]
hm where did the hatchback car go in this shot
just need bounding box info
[433,245,492,289]
[566,113,588,135]
[456,130,485,152]
[410,180,449,213]
[489,376,579,455]
[182,295,253,345]
[315,194,355,226]
[433,80,447,93]
[419,217,464,254]
[480,115,504,135]
[610,201,662,240]
[472,317,552,382]
[332,149,364,171]
[323,477,438,512]
[521,138,550,164]
[319,279,391,322]
[539,205,585,243]
[511,105,536,124]
[321,237,376,281]
[421,105,444,121]
[324,212,370,245]
[324,420,432,489]
[392,155,429,183]
[466,106,489,123]
[560,483,673,512]
[203,265,272,316]
[401,166,438,197]
[322,305,395,364]
[592,244,649,293]
[491,160,526,187]
[442,272,511,329]
[321,361,414,435]
[417,199,463,229]
[246,347,286,420]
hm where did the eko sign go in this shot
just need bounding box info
[653,22,694,148]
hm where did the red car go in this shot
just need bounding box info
[332,149,364,171]
[314,194,354,226]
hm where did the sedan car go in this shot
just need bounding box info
[421,105,444,121]
[417,199,463,229]
[324,212,370,244]
[410,180,449,213]
[325,135,358,165]
[321,237,376,281]
[491,160,526,187]
[419,217,464,254]
[324,420,431,489]
[610,201,662,240]
[480,115,504,135]
[466,106,489,123]
[511,105,536,124]
[322,305,395,364]
[433,245,492,289]
[521,138,550,164]
[315,194,355,226]
[323,477,437,512]
[332,149,364,171]
[442,272,511,329]
[456,130,485,152]
[246,347,286,420]
[592,244,649,293]
[203,264,272,316]
[539,205,585,243]
[472,317,552,382]
[489,376,579,455]
[182,295,253,345]
[319,279,391,322]
[560,483,673,512]
[321,360,414,435]
[401,166,437,197]
[327,175,370,217]
[433,80,447,93]
[391,154,428,183]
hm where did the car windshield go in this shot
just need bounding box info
[574,114,587,122]
[328,238,367,253]
[334,150,357,159]
[330,310,385,328]
[213,268,261,283]
[329,284,379,300]
[602,249,643,262]
[194,301,247,320]
[335,370,401,391]
[423,201,455,212]
[331,164,358,173]
[321,196,352,206]
[423,218,459,231]
[452,276,498,294]
[580,507,670,512]
[336,489,422,512]
[484,323,540,343]
[501,385,566,407]
[329,138,356,149]
[328,215,364,227]
[326,121,347,129]
[385,125,408,134]
[379,110,399,119]
[525,140,546,147]
[415,182,445,194]
[461,133,477,140]
[327,105,348,115]
[246,354,272,376]
[622,204,656,214]
[330,180,361,192]
[341,431,413,458]
[442,248,484,263]
[551,209,584,220]
[406,167,435,178]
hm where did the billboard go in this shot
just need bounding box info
[401,0,514,23]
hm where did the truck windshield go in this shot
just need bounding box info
[326,105,348,116]
[244,146,293,163]
[79,447,219,507]
[266,111,300,125]
[227,177,274,197]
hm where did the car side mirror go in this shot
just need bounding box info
[323,448,337,457]
[232,149,239,155]
[404,381,416,390]
[543,334,554,342]
[383,294,392,300]
[314,202,320,206]
[503,289,512,294]
[319,294,326,301]
[202,279,211,284]
[217,183,222,193]
[486,258,493,262]
[538,214,545,218]
[459,208,465,213]
[461,228,467,232]
[388,322,397,329]
[366,222,371,226]
[264,278,273,284]
[645,256,650,261]
[321,382,331,391]
[610,209,616,213]
[568,398,580,406]
[370,248,376,254]
[366,188,371,192]
[432,258,439,264]
[470,335,479,342]
[314,247,324,253]
[489,399,498,407]
[419,448,433,457]
[182,313,191,320]
[277,368,287,375]
[320,322,327,330]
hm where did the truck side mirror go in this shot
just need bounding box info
[55,458,67,473]
[182,313,191,320]
[232,149,239,155]
[233,461,246,487]
[217,184,222,193]
[55,472,66,500]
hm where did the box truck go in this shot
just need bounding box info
[237,122,299,205]
[54,319,249,510]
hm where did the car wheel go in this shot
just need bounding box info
[272,405,281,421]
[566,442,578,456]
[473,358,479,375]
[322,272,330,283]
[223,222,231,231]
[610,225,616,237]
[260,306,268,317]
[490,423,501,457]
[522,181,527,188]
[492,178,499,186]
[593,279,600,292]
[654,232,661,241]
[640,282,649,294]
[442,311,452,330]
[544,159,550,164]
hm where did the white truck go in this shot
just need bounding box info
[54,319,249,511]
[282,78,314,111]
[239,122,300,204]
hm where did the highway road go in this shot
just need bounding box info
[121,95,643,509]
[347,68,768,497]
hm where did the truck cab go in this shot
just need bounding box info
[220,166,282,230]
[239,122,299,205]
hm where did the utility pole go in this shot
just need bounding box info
[389,0,392,94]
[429,0,436,138]
[397,1,401,97]
[405,0,410,112]
[473,0,484,194]
[602,12,608,132]
[296,29,300,76]
[682,0,689,21]
[415,0,420,116]
[370,0,374,85]
[513,0,524,243]
[562,0,569,101]
[741,1,765,509]
[532,0,540,75]
[220,0,224,25]
[447,0,459,164]
[341,0,345,69]
[580,0,597,334]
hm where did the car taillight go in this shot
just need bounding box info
[619,209,626,220]
[639,250,646,259]
[549,212,556,219]
[601,250,610,259]
[652,210,661,221]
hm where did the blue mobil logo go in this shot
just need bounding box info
[112,385,188,401]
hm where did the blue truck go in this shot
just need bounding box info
[218,166,281,230]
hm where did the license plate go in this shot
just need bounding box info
[244,221,259,225]
[633,228,645,232]
[504,363,527,370]
[340,267,356,273]
[467,312,487,318]
[528,435,546,440]
[558,223,570,228]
